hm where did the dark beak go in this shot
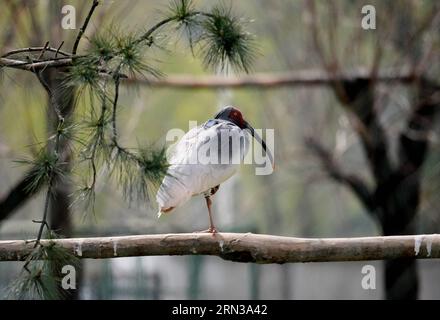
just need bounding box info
[244,121,275,169]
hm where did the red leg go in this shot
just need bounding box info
[205,196,217,234]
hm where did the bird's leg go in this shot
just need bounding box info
[205,195,217,234]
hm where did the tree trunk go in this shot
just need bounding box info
[43,67,74,237]
[382,217,419,299]
[380,79,439,299]
[328,78,439,300]
[41,0,84,300]
[381,204,419,299]
[41,65,79,299]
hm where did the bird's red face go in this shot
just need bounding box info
[228,107,246,129]
[214,106,275,169]
[214,106,246,129]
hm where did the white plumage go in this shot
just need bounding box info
[156,119,249,215]
[155,106,273,233]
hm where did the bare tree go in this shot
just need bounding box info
[303,0,440,299]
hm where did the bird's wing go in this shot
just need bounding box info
[166,125,203,165]
[156,125,206,210]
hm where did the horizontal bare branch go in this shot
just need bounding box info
[0,57,72,71]
[0,57,417,88]
[123,68,417,89]
[0,233,438,263]
[1,46,70,57]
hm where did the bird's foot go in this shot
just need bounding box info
[207,227,218,235]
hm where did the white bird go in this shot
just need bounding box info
[156,106,274,233]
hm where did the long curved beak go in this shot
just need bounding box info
[244,121,275,169]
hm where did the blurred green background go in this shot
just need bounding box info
[0,0,439,299]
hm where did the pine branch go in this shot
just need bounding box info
[31,139,63,246]
[34,187,52,248]
[111,70,121,146]
[1,46,70,58]
[135,17,178,45]
[54,41,65,58]
[8,235,80,299]
[72,0,100,55]
[32,71,66,246]
[0,56,73,71]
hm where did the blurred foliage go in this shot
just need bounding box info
[0,0,439,299]
[6,231,79,300]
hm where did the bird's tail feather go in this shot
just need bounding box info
[157,206,175,218]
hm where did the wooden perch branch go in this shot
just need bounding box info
[1,233,439,263]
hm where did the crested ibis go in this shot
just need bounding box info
[156,106,274,233]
